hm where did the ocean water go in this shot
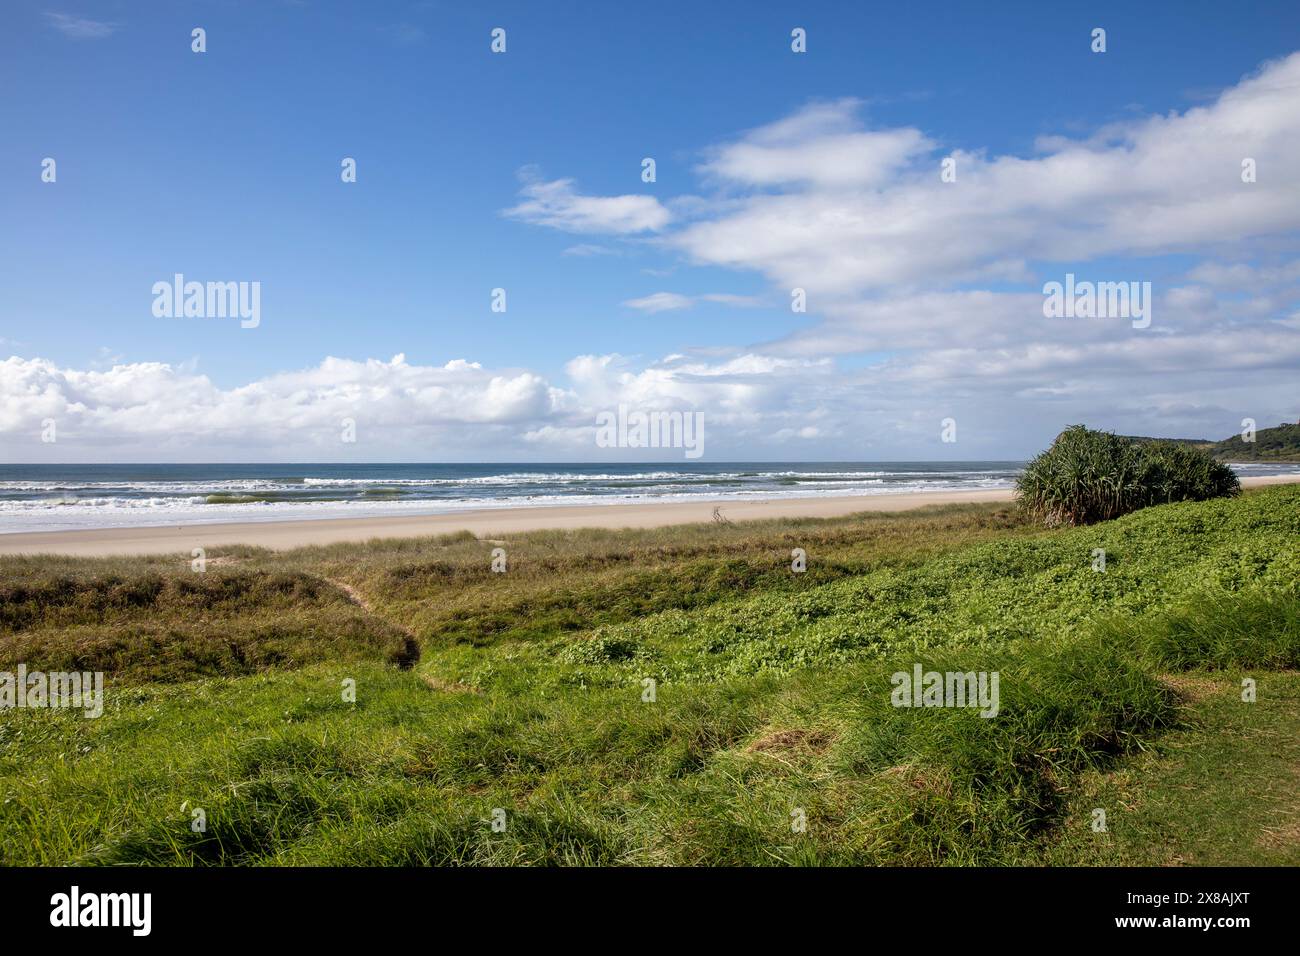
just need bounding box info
[1,461,1295,534]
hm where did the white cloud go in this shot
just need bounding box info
[504,171,670,234]
[622,292,694,313]
[0,351,844,460]
[0,355,563,454]
[589,51,1300,452]
[698,293,763,307]
[4,315,1295,461]
[622,292,762,313]
[45,13,117,39]
[1185,258,1300,289]
[699,98,933,188]
[562,243,620,257]
[673,55,1300,297]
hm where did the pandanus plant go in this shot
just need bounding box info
[1016,425,1239,526]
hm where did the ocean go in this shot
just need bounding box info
[1,461,1296,534]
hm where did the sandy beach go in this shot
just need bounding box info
[1,475,1295,557]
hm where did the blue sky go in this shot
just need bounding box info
[2,1,1299,461]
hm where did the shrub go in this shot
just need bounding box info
[1016,425,1239,525]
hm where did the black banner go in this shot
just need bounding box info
[0,866,1280,941]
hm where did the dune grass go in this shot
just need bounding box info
[0,570,419,681]
[0,487,1296,865]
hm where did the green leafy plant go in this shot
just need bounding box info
[1016,425,1239,525]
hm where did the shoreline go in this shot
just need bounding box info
[1,476,1296,557]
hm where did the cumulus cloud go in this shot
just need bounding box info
[0,355,564,455]
[0,350,850,460]
[673,55,1300,297]
[4,318,1295,460]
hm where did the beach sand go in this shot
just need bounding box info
[1,475,1295,558]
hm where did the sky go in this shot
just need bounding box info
[2,0,1299,462]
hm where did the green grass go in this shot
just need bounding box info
[1040,670,1300,866]
[1,486,1297,865]
[0,570,419,681]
